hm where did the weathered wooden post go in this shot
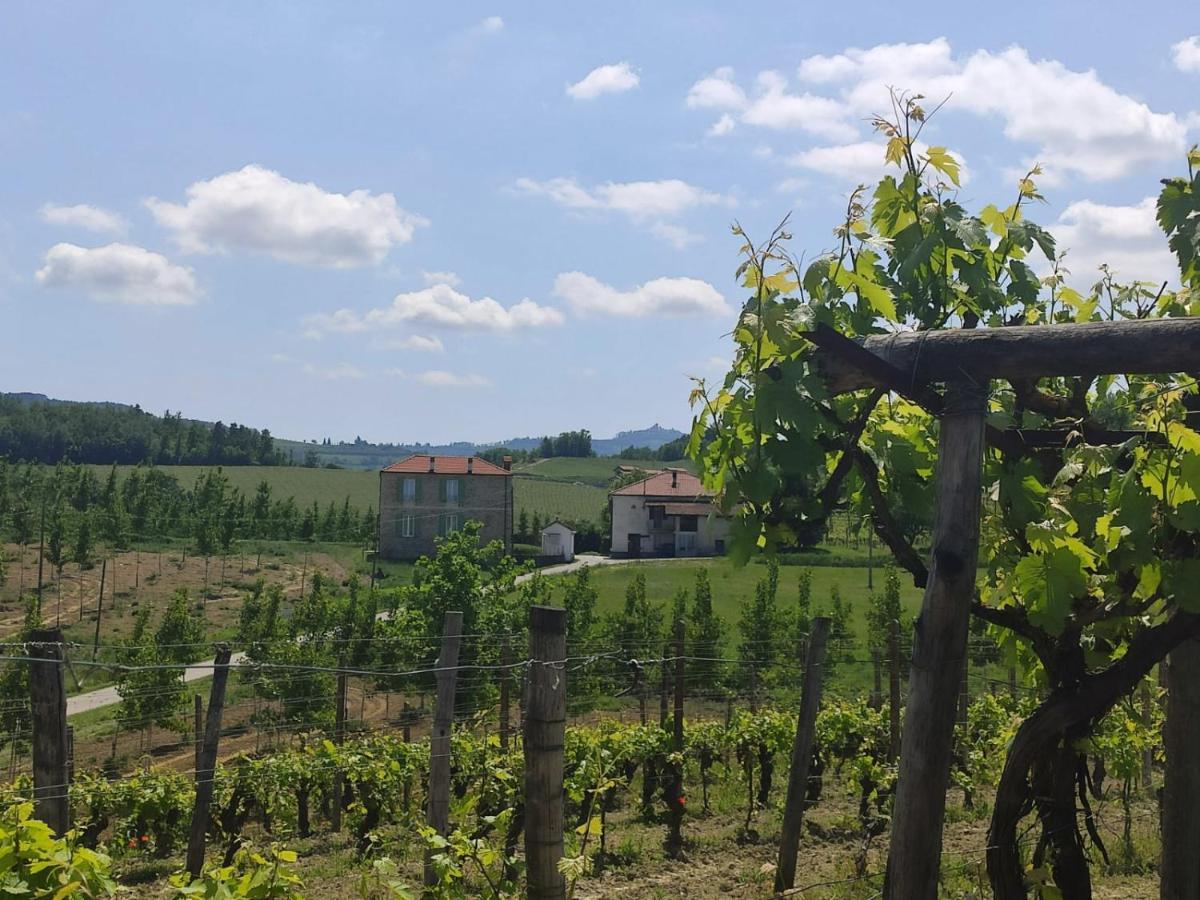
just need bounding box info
[29,628,69,834]
[193,694,203,775]
[331,666,348,833]
[666,616,686,858]
[524,605,567,900]
[775,616,830,892]
[1162,639,1200,897]
[886,380,986,899]
[424,611,463,888]
[186,646,232,878]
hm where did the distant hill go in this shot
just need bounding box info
[3,391,685,470]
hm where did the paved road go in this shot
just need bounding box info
[65,553,677,718]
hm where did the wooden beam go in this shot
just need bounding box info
[811,318,1200,394]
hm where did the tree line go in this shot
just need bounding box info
[0,394,285,466]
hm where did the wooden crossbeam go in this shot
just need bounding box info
[810,318,1200,394]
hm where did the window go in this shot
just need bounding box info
[678,515,698,533]
[439,513,460,536]
[444,478,460,505]
[401,477,416,503]
[400,514,415,538]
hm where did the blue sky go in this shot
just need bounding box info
[2,2,1198,444]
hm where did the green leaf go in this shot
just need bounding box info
[1014,547,1088,635]
[924,146,961,186]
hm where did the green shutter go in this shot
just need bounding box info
[438,479,447,503]
[457,478,465,507]
[415,478,423,503]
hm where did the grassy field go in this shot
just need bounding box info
[514,456,691,486]
[512,476,607,523]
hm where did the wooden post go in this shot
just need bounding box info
[331,667,348,832]
[66,724,74,786]
[666,616,686,858]
[500,636,512,753]
[1162,639,1200,897]
[186,646,232,878]
[193,694,203,775]
[524,605,567,900]
[29,628,69,835]
[775,617,831,892]
[90,559,106,664]
[424,611,463,888]
[659,643,669,730]
[886,381,986,900]
[888,617,901,762]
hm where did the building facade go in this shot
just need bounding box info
[540,521,575,562]
[609,469,730,557]
[377,454,513,561]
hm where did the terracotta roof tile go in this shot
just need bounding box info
[610,469,714,498]
[381,454,512,476]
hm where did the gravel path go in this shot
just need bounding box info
[65,553,680,718]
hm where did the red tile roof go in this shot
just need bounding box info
[381,454,512,476]
[610,469,714,498]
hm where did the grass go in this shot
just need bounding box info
[514,456,691,486]
[512,476,608,524]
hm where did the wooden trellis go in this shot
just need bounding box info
[806,316,1200,900]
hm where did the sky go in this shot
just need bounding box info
[2,2,1198,444]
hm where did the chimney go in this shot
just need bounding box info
[428,455,436,473]
[671,469,678,488]
[467,456,474,474]
[502,455,513,472]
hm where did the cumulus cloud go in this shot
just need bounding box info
[553,271,728,317]
[421,270,462,287]
[1050,197,1178,287]
[1173,36,1200,73]
[304,282,564,336]
[40,203,126,235]
[303,362,366,380]
[790,40,1187,180]
[392,334,445,353]
[416,370,492,388]
[707,114,736,137]
[689,40,1187,181]
[478,16,504,33]
[515,177,725,220]
[35,243,200,306]
[686,67,746,110]
[146,164,427,267]
[567,62,639,100]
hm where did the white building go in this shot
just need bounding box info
[609,469,730,557]
[540,521,576,562]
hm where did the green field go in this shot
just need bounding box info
[514,456,691,486]
[90,465,608,526]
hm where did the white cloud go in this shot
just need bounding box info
[40,203,126,235]
[146,164,427,267]
[422,270,462,287]
[741,71,857,140]
[303,362,366,380]
[787,39,1187,180]
[567,62,639,100]
[35,242,200,306]
[416,370,492,388]
[790,140,969,186]
[1050,197,1178,287]
[304,282,564,336]
[707,114,736,137]
[1173,36,1200,73]
[650,222,703,249]
[515,176,725,220]
[553,271,728,317]
[478,16,504,33]
[393,334,445,353]
[686,67,746,110]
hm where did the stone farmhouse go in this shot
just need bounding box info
[377,454,513,561]
[609,468,730,558]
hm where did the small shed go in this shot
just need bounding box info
[540,521,575,562]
